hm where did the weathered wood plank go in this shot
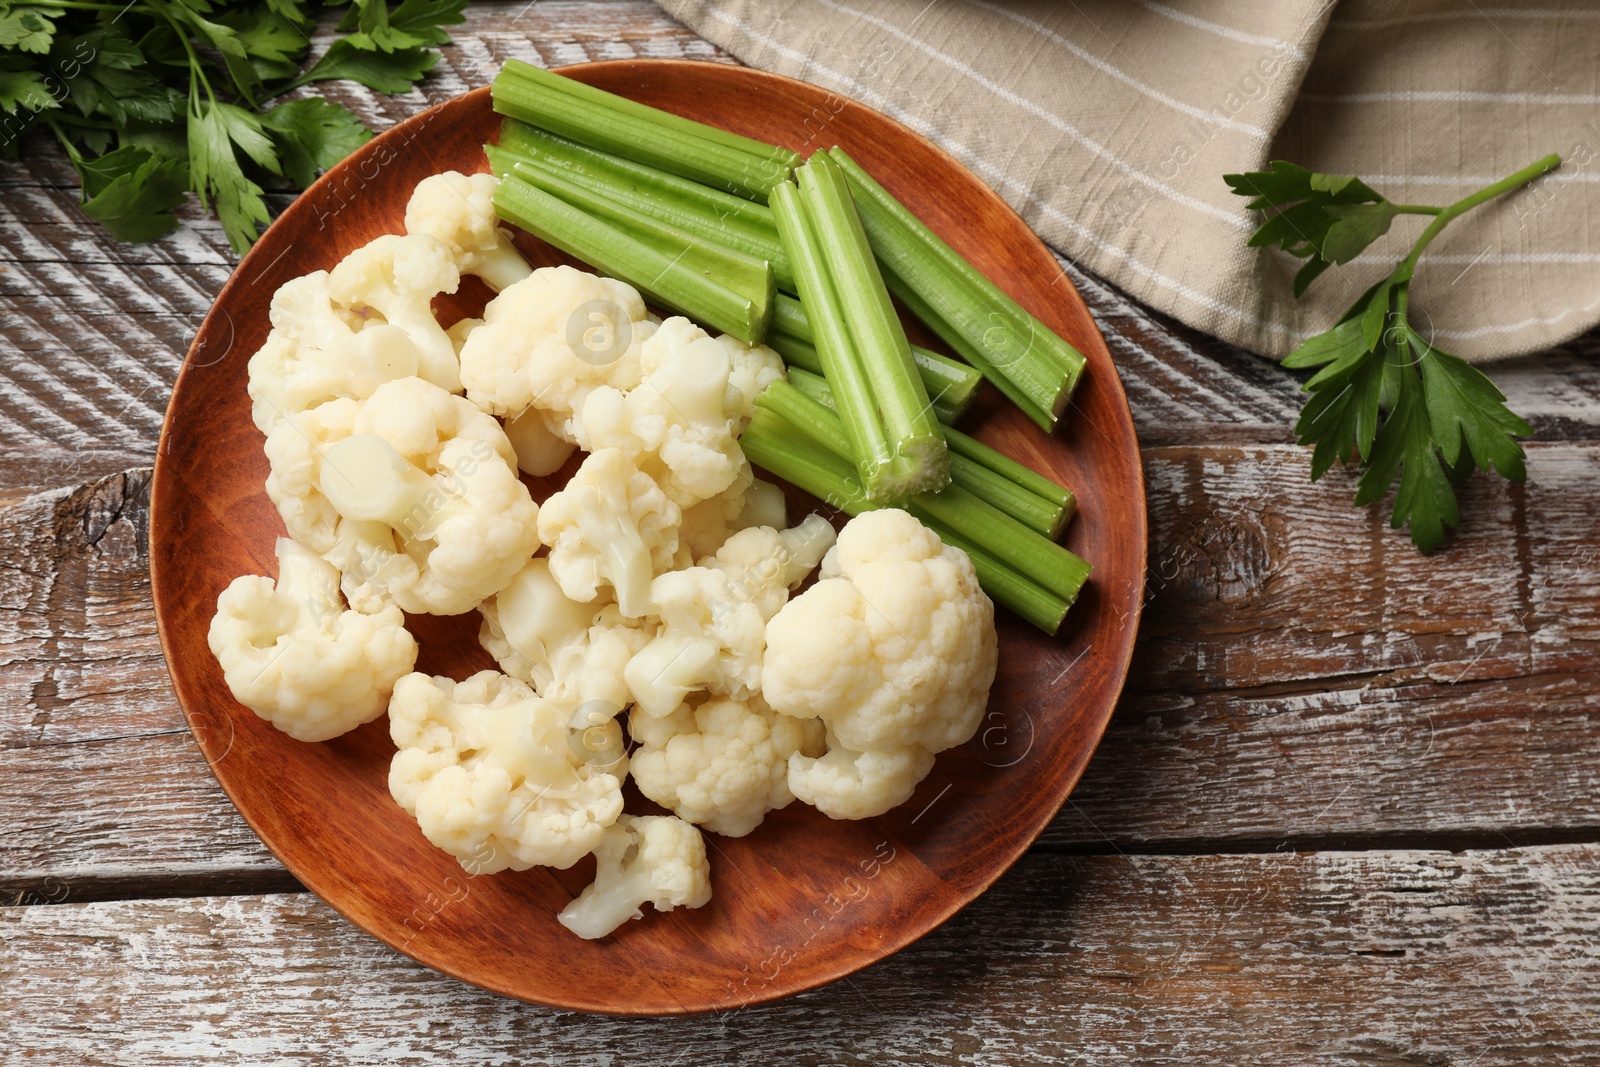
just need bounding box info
[4,442,1595,898]
[4,845,1597,1063]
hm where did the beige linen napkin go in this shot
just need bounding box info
[655,0,1600,362]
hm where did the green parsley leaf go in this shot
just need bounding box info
[1411,328,1533,481]
[1229,157,1554,552]
[76,144,189,241]
[1225,160,1398,296]
[0,4,62,54]
[261,96,370,188]
[286,37,438,93]
[188,98,278,253]
[334,0,463,52]
[217,3,313,83]
[0,66,56,113]
[1354,357,1458,553]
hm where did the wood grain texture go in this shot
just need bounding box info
[6,845,1599,1065]
[6,442,1597,903]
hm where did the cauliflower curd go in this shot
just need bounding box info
[208,538,417,742]
[388,671,625,874]
[764,509,999,819]
[214,170,1011,942]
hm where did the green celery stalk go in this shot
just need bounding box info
[493,176,765,343]
[496,119,780,240]
[944,425,1075,513]
[501,59,800,176]
[493,59,795,201]
[829,147,1085,429]
[888,275,1054,431]
[766,330,980,423]
[507,162,774,333]
[784,369,1069,537]
[753,381,1089,605]
[487,133,796,292]
[773,165,947,500]
[914,518,1070,635]
[773,293,811,341]
[739,402,1076,633]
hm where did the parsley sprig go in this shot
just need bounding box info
[1226,154,1559,552]
[0,0,464,253]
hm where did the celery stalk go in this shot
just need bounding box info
[767,331,980,423]
[740,401,1082,633]
[751,382,1089,606]
[774,293,811,341]
[914,518,1070,635]
[798,155,946,497]
[493,176,766,343]
[829,147,1085,429]
[487,131,795,291]
[783,370,1069,538]
[944,425,1076,512]
[888,275,1054,431]
[493,59,795,201]
[506,162,774,331]
[496,120,780,241]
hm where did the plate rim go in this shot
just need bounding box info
[149,57,1148,1014]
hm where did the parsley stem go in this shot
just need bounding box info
[1393,205,1444,215]
[1397,154,1561,282]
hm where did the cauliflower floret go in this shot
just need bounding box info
[328,233,462,393]
[459,265,656,440]
[445,315,482,355]
[625,516,836,716]
[633,318,783,430]
[763,509,998,820]
[536,448,682,618]
[316,377,539,615]
[678,473,790,559]
[479,558,649,711]
[787,735,936,821]
[388,670,625,874]
[556,814,712,940]
[264,397,358,554]
[629,696,824,837]
[575,332,744,506]
[267,269,373,351]
[713,335,785,429]
[247,324,420,435]
[207,537,417,742]
[404,171,532,292]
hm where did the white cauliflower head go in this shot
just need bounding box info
[629,696,824,837]
[263,396,358,554]
[317,376,540,616]
[328,233,463,393]
[678,473,789,559]
[458,265,656,439]
[763,509,997,820]
[387,670,625,874]
[575,331,745,507]
[247,323,420,435]
[267,269,372,352]
[207,537,417,742]
[787,736,936,821]
[556,814,712,940]
[536,448,683,619]
[403,170,532,292]
[479,557,649,711]
[624,516,836,717]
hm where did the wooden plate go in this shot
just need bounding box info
[149,60,1147,1014]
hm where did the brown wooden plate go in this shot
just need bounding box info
[150,60,1147,1014]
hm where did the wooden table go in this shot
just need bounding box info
[4,2,1598,1061]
